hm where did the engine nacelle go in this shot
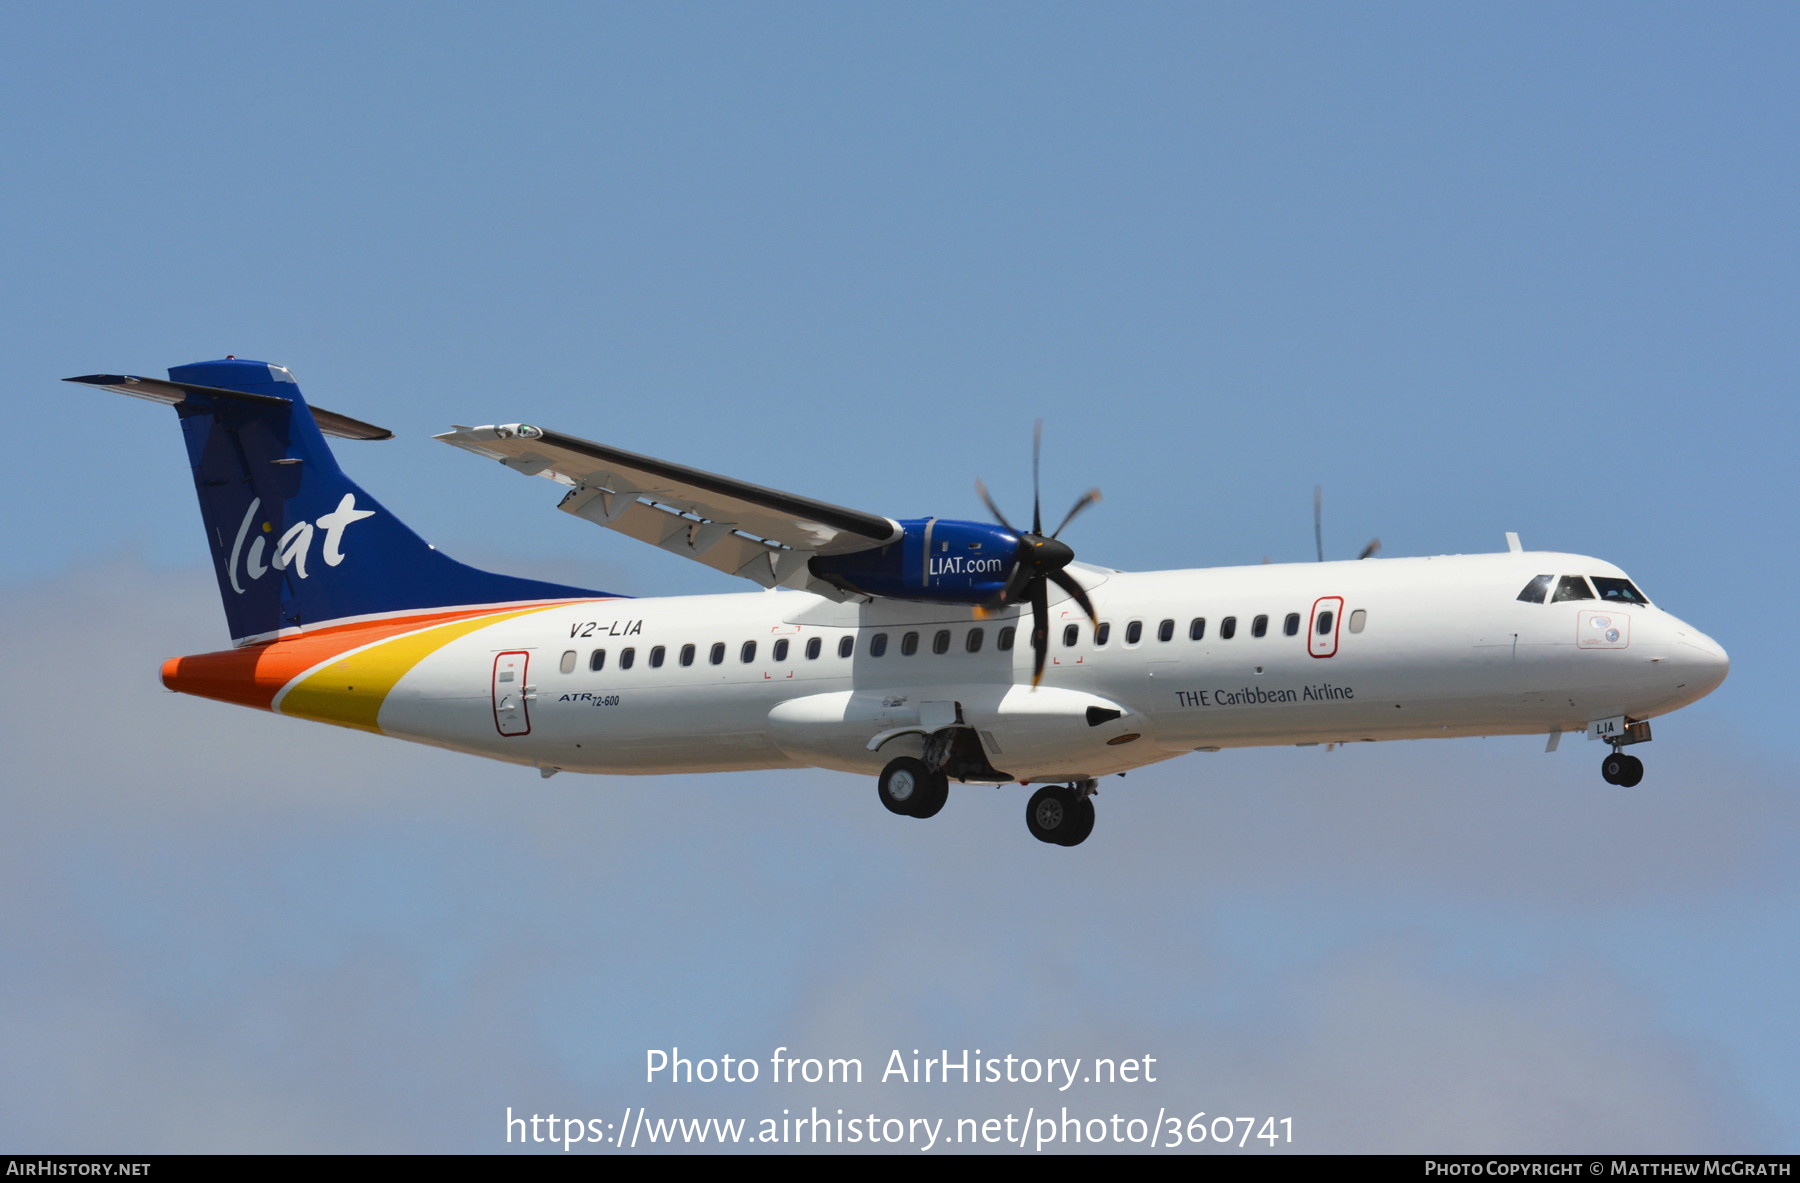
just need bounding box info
[808,517,1020,604]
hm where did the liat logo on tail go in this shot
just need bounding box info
[225,492,375,594]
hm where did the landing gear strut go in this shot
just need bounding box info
[878,756,949,818]
[1600,748,1644,787]
[1025,781,1097,847]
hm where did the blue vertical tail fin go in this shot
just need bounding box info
[70,358,606,645]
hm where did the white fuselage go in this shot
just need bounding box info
[338,550,1728,783]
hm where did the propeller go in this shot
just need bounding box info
[1314,484,1380,562]
[975,422,1101,686]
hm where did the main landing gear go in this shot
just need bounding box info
[875,757,1099,846]
[878,756,949,819]
[1600,748,1644,787]
[1025,780,1097,847]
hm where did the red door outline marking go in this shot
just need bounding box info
[1308,597,1344,658]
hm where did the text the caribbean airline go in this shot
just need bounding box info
[73,359,1729,847]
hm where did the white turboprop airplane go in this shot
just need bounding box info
[74,359,1730,847]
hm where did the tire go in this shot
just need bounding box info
[911,770,950,819]
[1025,785,1080,844]
[1056,797,1096,846]
[1601,753,1626,785]
[878,756,933,816]
[1616,754,1644,788]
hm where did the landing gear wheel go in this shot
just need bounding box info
[911,770,950,819]
[1059,797,1096,846]
[1602,751,1646,786]
[879,757,947,817]
[1026,785,1094,846]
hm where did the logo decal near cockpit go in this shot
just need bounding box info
[1578,612,1631,649]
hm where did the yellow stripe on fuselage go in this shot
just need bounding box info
[279,605,558,732]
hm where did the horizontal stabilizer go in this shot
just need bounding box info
[67,374,393,441]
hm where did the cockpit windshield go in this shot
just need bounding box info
[1518,573,1651,606]
[1517,574,1553,604]
[1552,576,1595,602]
[1591,576,1650,605]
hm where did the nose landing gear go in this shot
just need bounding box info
[1601,748,1645,787]
[1594,716,1651,787]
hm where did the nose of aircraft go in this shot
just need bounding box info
[1670,624,1730,700]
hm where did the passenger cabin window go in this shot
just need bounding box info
[1284,612,1301,637]
[1316,610,1335,635]
[773,638,789,662]
[679,644,695,667]
[1552,575,1596,602]
[805,637,821,660]
[589,649,606,671]
[649,645,666,668]
[740,640,757,663]
[1252,614,1269,638]
[1096,622,1111,646]
[901,631,919,656]
[1517,574,1553,604]
[560,650,577,675]
[870,633,888,657]
[1063,623,1079,647]
[934,629,951,655]
[1157,619,1174,642]
[1125,620,1143,644]
[1591,576,1649,605]
[710,642,726,666]
[966,628,984,653]
[620,647,636,670]
[998,627,1016,651]
[838,635,854,658]
[1348,609,1366,633]
[1189,617,1206,640]
[1221,616,1237,640]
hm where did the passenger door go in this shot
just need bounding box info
[492,651,532,736]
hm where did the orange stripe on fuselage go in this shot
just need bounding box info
[160,602,598,711]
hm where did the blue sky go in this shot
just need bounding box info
[2,3,1795,1153]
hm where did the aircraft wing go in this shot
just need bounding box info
[436,423,901,594]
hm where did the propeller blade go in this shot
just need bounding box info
[1049,567,1097,627]
[1029,577,1050,687]
[1358,538,1382,560]
[1314,484,1324,563]
[1031,419,1043,536]
[975,478,1017,533]
[1049,488,1101,540]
